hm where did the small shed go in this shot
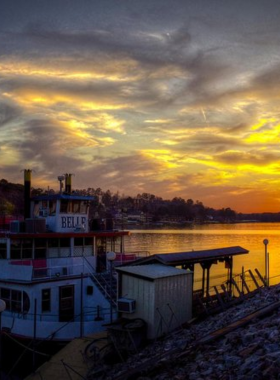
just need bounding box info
[116,264,193,339]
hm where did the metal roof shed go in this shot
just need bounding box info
[116,264,193,339]
[122,246,249,297]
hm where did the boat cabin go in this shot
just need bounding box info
[31,193,92,233]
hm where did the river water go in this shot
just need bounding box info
[124,223,280,288]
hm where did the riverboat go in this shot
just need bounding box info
[0,170,135,344]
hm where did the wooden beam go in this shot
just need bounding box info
[254,268,266,287]
[248,269,259,289]
[214,286,225,309]
[221,284,231,301]
[230,278,242,297]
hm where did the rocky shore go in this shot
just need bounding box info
[88,283,280,379]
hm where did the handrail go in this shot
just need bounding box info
[82,256,117,307]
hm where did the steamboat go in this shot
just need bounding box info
[0,170,135,345]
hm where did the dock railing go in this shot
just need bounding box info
[193,267,267,316]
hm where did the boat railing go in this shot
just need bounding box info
[113,250,149,267]
[5,305,112,325]
[82,256,117,307]
[5,250,149,281]
[5,258,93,281]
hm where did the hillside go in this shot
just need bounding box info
[0,179,24,216]
[1,178,280,224]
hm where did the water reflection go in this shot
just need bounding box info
[124,223,280,287]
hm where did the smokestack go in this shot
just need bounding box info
[65,173,72,194]
[24,169,32,220]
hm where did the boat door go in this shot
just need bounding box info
[59,285,74,322]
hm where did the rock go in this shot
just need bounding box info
[88,283,280,380]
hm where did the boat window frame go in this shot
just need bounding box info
[10,239,22,259]
[0,288,30,313]
[22,239,33,259]
[42,288,51,312]
[60,199,68,213]
[0,242,7,259]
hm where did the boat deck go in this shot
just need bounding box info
[25,331,108,380]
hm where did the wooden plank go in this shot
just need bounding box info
[240,275,250,293]
[214,286,225,309]
[254,268,267,287]
[248,269,260,289]
[230,278,242,297]
[221,284,231,301]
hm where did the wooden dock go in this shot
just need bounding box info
[25,331,108,380]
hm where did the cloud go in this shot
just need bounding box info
[214,150,280,166]
[1,2,280,213]
[0,102,21,128]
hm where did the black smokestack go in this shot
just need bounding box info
[65,173,72,194]
[24,169,32,220]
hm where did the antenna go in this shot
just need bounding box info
[58,175,65,194]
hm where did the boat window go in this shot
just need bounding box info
[80,201,87,214]
[33,201,40,217]
[60,200,68,213]
[1,288,10,310]
[10,239,21,259]
[48,238,70,258]
[60,238,70,247]
[67,201,73,213]
[74,237,93,247]
[84,237,93,246]
[49,201,56,215]
[22,239,32,259]
[23,291,30,313]
[48,238,59,248]
[42,201,48,209]
[11,239,34,259]
[34,239,46,259]
[0,288,30,313]
[73,201,80,213]
[42,289,51,312]
[0,243,7,259]
[11,290,21,312]
[74,237,83,246]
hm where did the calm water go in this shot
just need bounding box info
[124,223,280,287]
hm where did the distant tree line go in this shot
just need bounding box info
[1,178,280,223]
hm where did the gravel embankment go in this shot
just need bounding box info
[88,284,280,380]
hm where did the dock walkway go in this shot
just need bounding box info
[25,331,108,380]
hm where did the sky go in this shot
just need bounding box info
[1,0,280,213]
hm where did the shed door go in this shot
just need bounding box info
[59,285,74,322]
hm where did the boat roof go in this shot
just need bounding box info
[31,193,95,202]
[121,246,249,266]
[116,263,191,281]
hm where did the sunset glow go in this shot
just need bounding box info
[1,0,280,213]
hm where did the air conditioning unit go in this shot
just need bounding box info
[117,298,136,313]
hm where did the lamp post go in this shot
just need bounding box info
[263,239,269,286]
[107,251,116,324]
[0,299,6,379]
